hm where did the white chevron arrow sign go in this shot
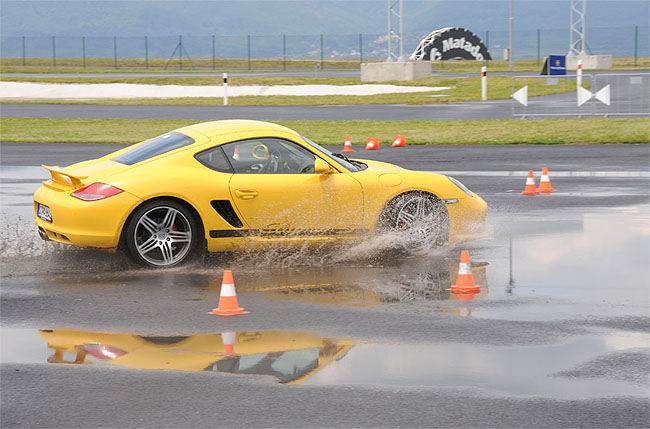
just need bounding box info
[512,85,528,106]
[577,86,593,106]
[578,84,611,107]
[595,84,611,106]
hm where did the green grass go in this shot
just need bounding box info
[0,57,367,73]
[2,57,648,75]
[0,76,584,105]
[2,117,648,145]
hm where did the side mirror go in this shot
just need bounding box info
[314,158,333,174]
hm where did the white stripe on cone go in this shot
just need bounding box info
[221,331,236,344]
[526,177,536,185]
[220,283,236,297]
[458,263,472,275]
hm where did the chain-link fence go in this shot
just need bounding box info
[1,26,647,69]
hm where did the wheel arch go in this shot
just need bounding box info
[376,190,449,232]
[118,196,206,251]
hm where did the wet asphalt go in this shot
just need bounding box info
[1,142,649,428]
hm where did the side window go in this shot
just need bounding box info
[222,138,316,174]
[113,132,195,166]
[194,146,233,173]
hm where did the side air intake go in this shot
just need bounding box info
[210,200,244,228]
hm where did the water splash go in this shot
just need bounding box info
[0,213,456,277]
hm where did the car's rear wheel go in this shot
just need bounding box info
[380,192,449,249]
[126,200,199,268]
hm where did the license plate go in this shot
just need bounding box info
[37,203,52,222]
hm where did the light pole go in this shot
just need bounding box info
[387,0,404,62]
[509,0,513,71]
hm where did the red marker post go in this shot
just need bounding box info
[223,72,228,106]
[481,66,487,101]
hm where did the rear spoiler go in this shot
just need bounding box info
[42,165,87,189]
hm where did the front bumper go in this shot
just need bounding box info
[447,192,488,243]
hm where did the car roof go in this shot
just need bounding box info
[174,120,300,141]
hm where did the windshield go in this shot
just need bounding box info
[301,136,363,172]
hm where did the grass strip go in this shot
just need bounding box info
[1,57,648,74]
[0,76,582,105]
[1,117,648,145]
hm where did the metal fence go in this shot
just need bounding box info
[1,26,648,68]
[511,73,650,118]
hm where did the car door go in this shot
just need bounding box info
[224,137,364,236]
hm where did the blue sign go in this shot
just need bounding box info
[549,55,566,75]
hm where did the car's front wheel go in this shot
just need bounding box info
[125,200,200,268]
[380,192,449,249]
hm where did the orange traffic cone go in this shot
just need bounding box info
[538,167,555,193]
[521,170,539,195]
[392,135,406,147]
[451,250,480,291]
[221,331,236,356]
[208,270,249,316]
[366,137,379,150]
[451,288,480,301]
[233,148,240,161]
[342,136,355,153]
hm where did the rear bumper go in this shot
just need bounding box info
[34,184,141,250]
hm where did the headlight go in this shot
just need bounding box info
[447,176,474,198]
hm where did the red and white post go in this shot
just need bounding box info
[481,66,487,101]
[223,72,228,106]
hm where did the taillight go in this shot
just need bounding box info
[76,344,127,360]
[71,183,123,201]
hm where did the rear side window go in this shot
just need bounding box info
[113,132,195,165]
[195,146,233,173]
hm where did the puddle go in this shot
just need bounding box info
[1,327,647,398]
[303,331,649,399]
[476,206,650,320]
[1,328,354,385]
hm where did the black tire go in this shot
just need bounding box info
[379,192,449,249]
[125,199,200,268]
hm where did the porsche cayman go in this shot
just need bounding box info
[34,120,487,267]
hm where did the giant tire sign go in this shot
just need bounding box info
[410,27,491,61]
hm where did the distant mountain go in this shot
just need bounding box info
[0,1,647,59]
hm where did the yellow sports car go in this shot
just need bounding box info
[34,120,487,267]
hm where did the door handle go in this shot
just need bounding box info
[235,189,259,200]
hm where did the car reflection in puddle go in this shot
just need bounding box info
[2,327,647,398]
[37,329,354,385]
